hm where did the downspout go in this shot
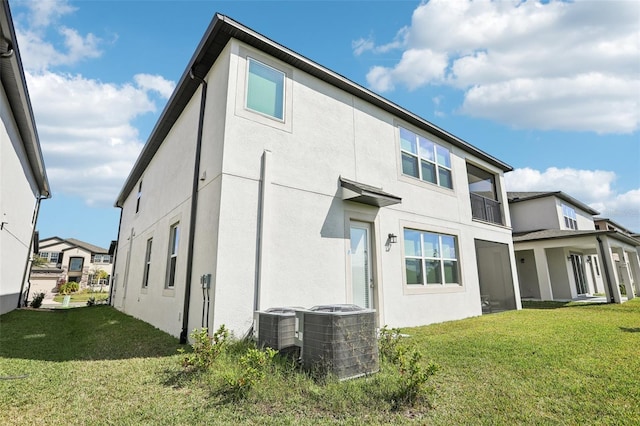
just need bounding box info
[17,194,47,308]
[180,69,207,344]
[254,150,272,312]
[108,206,124,306]
[596,236,615,303]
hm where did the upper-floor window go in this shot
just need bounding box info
[39,252,61,264]
[399,127,452,189]
[69,257,84,272]
[91,254,111,264]
[142,238,152,288]
[246,58,285,120]
[562,204,578,230]
[165,223,180,288]
[404,229,460,286]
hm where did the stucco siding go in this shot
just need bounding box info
[114,37,519,338]
[0,84,39,314]
[510,197,560,233]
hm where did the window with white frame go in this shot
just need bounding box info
[562,204,578,230]
[400,127,452,189]
[165,223,179,288]
[246,58,285,120]
[404,229,460,286]
[39,252,61,264]
[142,238,152,288]
[92,254,111,264]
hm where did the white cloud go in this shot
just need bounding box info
[358,0,640,134]
[23,0,76,29]
[13,3,176,207]
[352,37,374,56]
[505,167,640,231]
[15,0,100,71]
[134,74,176,99]
[26,71,161,206]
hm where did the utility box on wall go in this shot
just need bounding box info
[297,304,378,380]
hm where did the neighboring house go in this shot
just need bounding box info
[508,192,640,303]
[0,1,50,315]
[29,237,113,299]
[111,14,521,342]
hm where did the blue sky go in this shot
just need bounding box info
[10,0,640,247]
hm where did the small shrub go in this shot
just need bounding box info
[378,325,402,362]
[378,325,439,407]
[394,347,439,406]
[178,325,229,370]
[225,347,277,399]
[86,296,96,306]
[59,281,79,295]
[29,292,45,309]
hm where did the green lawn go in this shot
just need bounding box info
[1,301,639,425]
[52,290,109,303]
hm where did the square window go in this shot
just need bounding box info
[246,58,285,120]
[69,257,83,272]
[403,228,460,287]
[399,127,452,189]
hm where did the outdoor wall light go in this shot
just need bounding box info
[388,233,397,244]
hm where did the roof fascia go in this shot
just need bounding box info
[0,2,50,197]
[115,13,512,207]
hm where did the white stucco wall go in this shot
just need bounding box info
[0,84,39,315]
[112,43,231,337]
[202,40,518,335]
[114,38,520,338]
[510,197,560,233]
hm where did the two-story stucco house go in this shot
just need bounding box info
[508,191,640,303]
[111,14,521,342]
[28,237,113,300]
[0,1,50,315]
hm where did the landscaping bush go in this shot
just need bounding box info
[178,325,229,370]
[225,347,277,399]
[29,292,45,308]
[378,325,439,407]
[59,281,79,295]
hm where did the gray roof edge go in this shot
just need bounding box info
[115,13,512,206]
[39,236,109,254]
[507,191,599,215]
[1,1,50,198]
[514,229,640,246]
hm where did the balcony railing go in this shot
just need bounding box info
[470,193,503,225]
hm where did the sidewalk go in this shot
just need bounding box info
[39,294,87,309]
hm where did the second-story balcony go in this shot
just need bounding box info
[470,193,503,225]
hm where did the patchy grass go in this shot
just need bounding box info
[1,300,639,425]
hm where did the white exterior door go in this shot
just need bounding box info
[350,222,373,309]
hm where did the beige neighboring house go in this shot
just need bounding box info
[29,237,113,299]
[508,192,640,303]
[0,1,50,314]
